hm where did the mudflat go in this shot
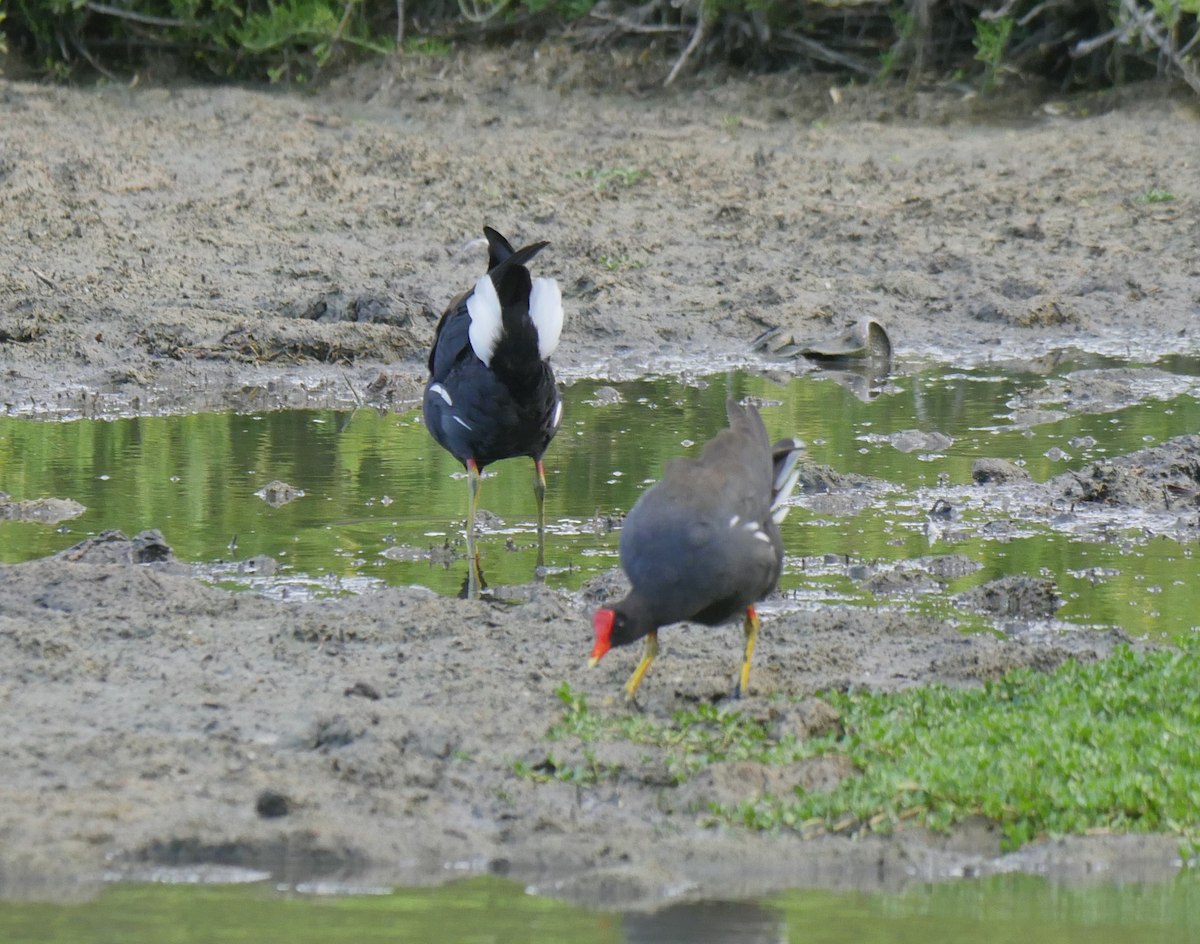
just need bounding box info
[1,55,1199,903]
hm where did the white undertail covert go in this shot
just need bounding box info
[529,277,563,360]
[466,274,503,366]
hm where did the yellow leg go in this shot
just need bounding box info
[533,459,547,577]
[623,631,659,701]
[732,606,760,699]
[465,459,482,600]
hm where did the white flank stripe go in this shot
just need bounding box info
[551,400,563,429]
[729,515,740,527]
[753,531,771,543]
[529,277,563,360]
[452,415,472,430]
[429,383,453,407]
[466,274,503,367]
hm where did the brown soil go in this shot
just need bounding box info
[1,54,1200,903]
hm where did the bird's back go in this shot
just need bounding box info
[619,401,782,628]
[423,229,563,468]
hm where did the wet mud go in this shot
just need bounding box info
[0,526,1159,905]
[2,54,1200,903]
[2,60,1199,418]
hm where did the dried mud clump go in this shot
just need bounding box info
[1048,433,1200,511]
[797,462,886,494]
[674,756,857,811]
[973,458,1032,485]
[55,529,176,565]
[0,492,85,524]
[255,480,305,507]
[769,697,844,741]
[956,576,1062,621]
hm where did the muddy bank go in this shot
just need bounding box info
[2,61,1200,418]
[0,521,1169,904]
[3,53,1200,903]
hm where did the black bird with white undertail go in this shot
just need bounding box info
[589,400,803,700]
[423,227,564,598]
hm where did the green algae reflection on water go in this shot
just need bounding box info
[4,874,1200,943]
[1,359,1200,637]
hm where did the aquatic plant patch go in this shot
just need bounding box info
[530,642,1200,852]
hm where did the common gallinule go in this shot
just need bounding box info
[424,227,564,597]
[589,399,803,699]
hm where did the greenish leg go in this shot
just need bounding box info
[732,606,760,700]
[466,458,482,600]
[534,459,547,576]
[623,630,659,701]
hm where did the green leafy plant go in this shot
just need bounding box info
[522,0,596,17]
[877,5,914,82]
[404,35,451,54]
[1136,189,1177,202]
[973,15,1013,91]
[529,645,1200,852]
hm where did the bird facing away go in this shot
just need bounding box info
[589,399,803,699]
[423,227,564,597]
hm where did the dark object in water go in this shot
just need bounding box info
[800,318,892,363]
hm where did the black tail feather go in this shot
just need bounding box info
[487,239,550,309]
[483,226,517,271]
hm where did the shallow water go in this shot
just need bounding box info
[4,873,1200,943]
[2,354,1200,638]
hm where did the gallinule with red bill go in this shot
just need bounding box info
[424,227,564,598]
[589,399,803,699]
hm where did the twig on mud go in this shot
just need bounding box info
[1016,2,1050,27]
[68,28,120,81]
[588,11,684,34]
[458,0,509,24]
[84,1,187,28]
[777,29,874,75]
[978,0,1019,21]
[1071,0,1200,95]
[397,0,405,45]
[330,0,358,45]
[29,266,56,290]
[342,370,364,410]
[588,0,683,35]
[665,9,706,86]
[1071,23,1129,57]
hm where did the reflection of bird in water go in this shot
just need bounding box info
[622,900,786,944]
[422,227,564,599]
[589,399,803,700]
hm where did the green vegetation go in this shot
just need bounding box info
[1137,189,1178,203]
[528,644,1200,852]
[403,34,451,55]
[973,16,1014,92]
[2,0,1198,93]
[515,683,800,784]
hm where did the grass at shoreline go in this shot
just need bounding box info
[5,0,1198,96]
[522,640,1200,853]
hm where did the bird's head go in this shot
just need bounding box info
[589,599,655,666]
